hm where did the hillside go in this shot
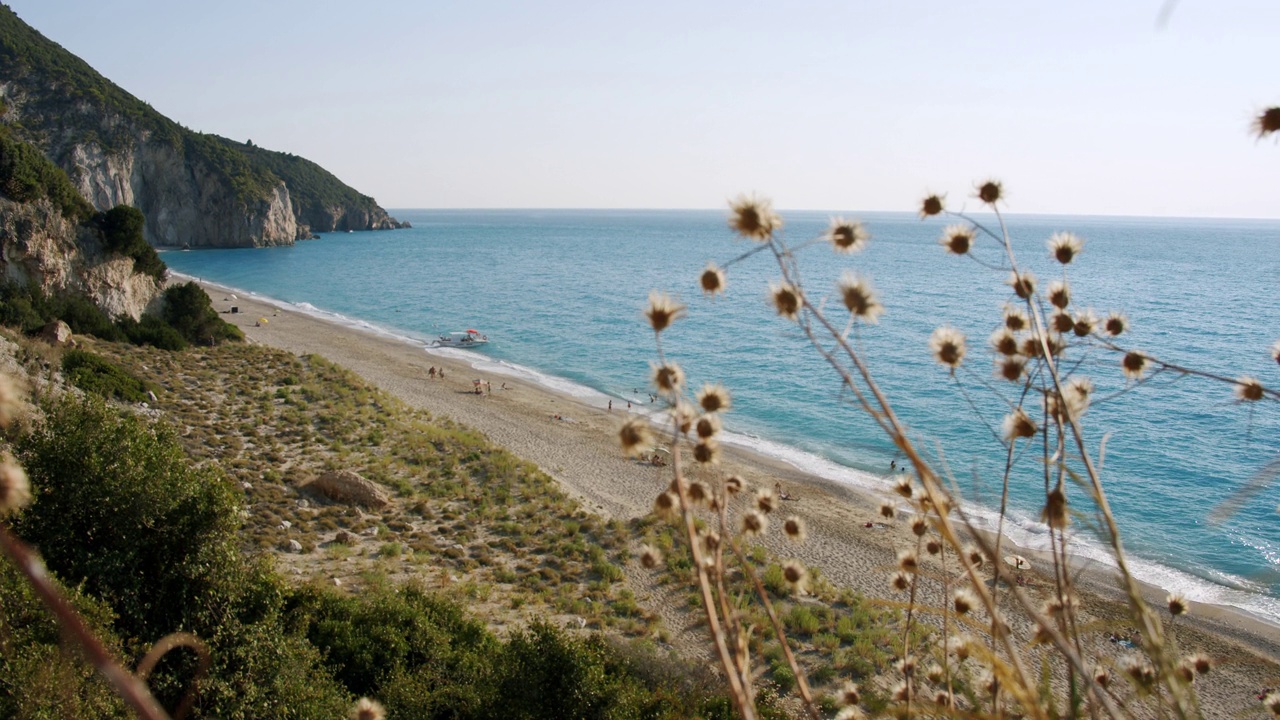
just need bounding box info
[0,5,403,248]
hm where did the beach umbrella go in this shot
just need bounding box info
[1003,554,1031,571]
[258,317,269,325]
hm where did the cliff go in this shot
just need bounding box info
[0,196,161,320]
[0,5,403,248]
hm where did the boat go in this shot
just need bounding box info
[430,329,489,348]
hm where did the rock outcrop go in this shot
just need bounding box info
[0,197,162,319]
[299,470,391,509]
[0,6,403,249]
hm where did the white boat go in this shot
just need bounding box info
[430,330,489,348]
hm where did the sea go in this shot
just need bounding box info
[160,209,1280,624]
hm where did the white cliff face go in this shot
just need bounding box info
[0,198,161,319]
[63,127,298,248]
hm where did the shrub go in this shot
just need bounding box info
[162,281,243,346]
[93,205,165,281]
[61,349,153,402]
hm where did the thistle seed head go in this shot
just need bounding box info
[1048,232,1083,264]
[696,383,732,414]
[892,680,911,703]
[639,544,663,569]
[618,419,653,457]
[724,475,743,494]
[728,193,780,241]
[1002,409,1038,441]
[910,517,928,537]
[702,531,721,553]
[997,356,1027,383]
[1104,312,1128,337]
[349,698,386,720]
[769,281,802,320]
[1254,107,1280,139]
[1008,271,1037,300]
[966,546,985,567]
[953,588,977,615]
[919,194,945,218]
[1093,666,1111,688]
[693,440,719,464]
[897,549,918,573]
[741,510,767,536]
[783,560,808,592]
[991,328,1019,356]
[783,515,807,542]
[894,477,913,499]
[1235,376,1265,402]
[837,272,883,323]
[976,179,1003,205]
[930,326,966,369]
[890,571,910,591]
[1167,592,1189,616]
[1003,304,1030,332]
[1047,280,1071,309]
[838,681,861,706]
[925,538,942,555]
[653,491,679,520]
[0,454,30,516]
[1188,653,1212,674]
[940,224,974,255]
[827,217,869,254]
[879,502,896,520]
[699,263,726,296]
[687,480,710,505]
[755,487,776,514]
[1051,310,1075,334]
[1042,486,1068,529]
[650,362,685,394]
[644,291,686,333]
[1122,351,1148,380]
[695,413,720,439]
[1073,309,1098,337]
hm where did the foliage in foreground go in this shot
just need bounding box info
[0,390,749,719]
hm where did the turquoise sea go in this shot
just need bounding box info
[162,210,1280,623]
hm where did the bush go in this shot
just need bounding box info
[163,282,243,346]
[93,205,166,281]
[61,349,153,402]
[117,314,188,350]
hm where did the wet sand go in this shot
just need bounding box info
[197,278,1280,716]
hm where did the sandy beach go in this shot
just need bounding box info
[198,279,1280,716]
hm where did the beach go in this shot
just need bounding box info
[200,279,1280,716]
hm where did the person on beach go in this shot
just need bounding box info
[890,459,896,471]
[608,400,612,411]
[429,366,437,379]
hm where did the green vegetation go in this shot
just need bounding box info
[92,204,165,280]
[1,384,755,718]
[240,143,384,225]
[0,125,93,221]
[61,349,155,402]
[0,281,239,350]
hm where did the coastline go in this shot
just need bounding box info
[183,275,1280,713]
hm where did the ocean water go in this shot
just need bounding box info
[161,210,1280,623]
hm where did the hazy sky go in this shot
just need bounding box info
[11,1,1279,217]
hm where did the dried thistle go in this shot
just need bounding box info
[644,291,686,333]
[939,224,974,255]
[695,414,721,439]
[837,272,883,323]
[741,510,767,536]
[1008,271,1037,300]
[1104,312,1128,336]
[1048,231,1083,264]
[782,560,808,592]
[618,419,653,457]
[1042,486,1068,528]
[1051,310,1075,334]
[1004,304,1030,332]
[919,193,945,218]
[349,698,386,720]
[997,356,1027,383]
[1167,592,1189,616]
[1003,409,1038,441]
[1073,309,1098,337]
[1254,107,1280,139]
[827,217,869,254]
[699,263,726,297]
[650,362,685,394]
[693,440,720,464]
[1094,666,1111,688]
[701,531,721,553]
[653,491,679,520]
[769,281,802,320]
[1122,351,1148,380]
[930,326,966,369]
[897,549,919,573]
[891,680,911,703]
[696,383,731,413]
[1235,376,1265,402]
[728,193,780,241]
[925,538,942,555]
[879,502,896,520]
[0,454,30,516]
[1047,280,1071,309]
[893,477,913,499]
[890,571,911,591]
[949,634,972,660]
[975,179,1003,205]
[755,488,776,514]
[953,588,977,615]
[724,475,744,494]
[688,481,710,505]
[1188,653,1212,674]
[838,681,861,706]
[639,544,664,569]
[991,328,1019,356]
[910,517,928,537]
[671,401,696,434]
[783,515,807,542]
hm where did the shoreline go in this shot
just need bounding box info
[183,275,1280,711]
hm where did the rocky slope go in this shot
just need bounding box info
[0,195,160,319]
[0,6,403,248]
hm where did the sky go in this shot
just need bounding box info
[10,1,1280,217]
